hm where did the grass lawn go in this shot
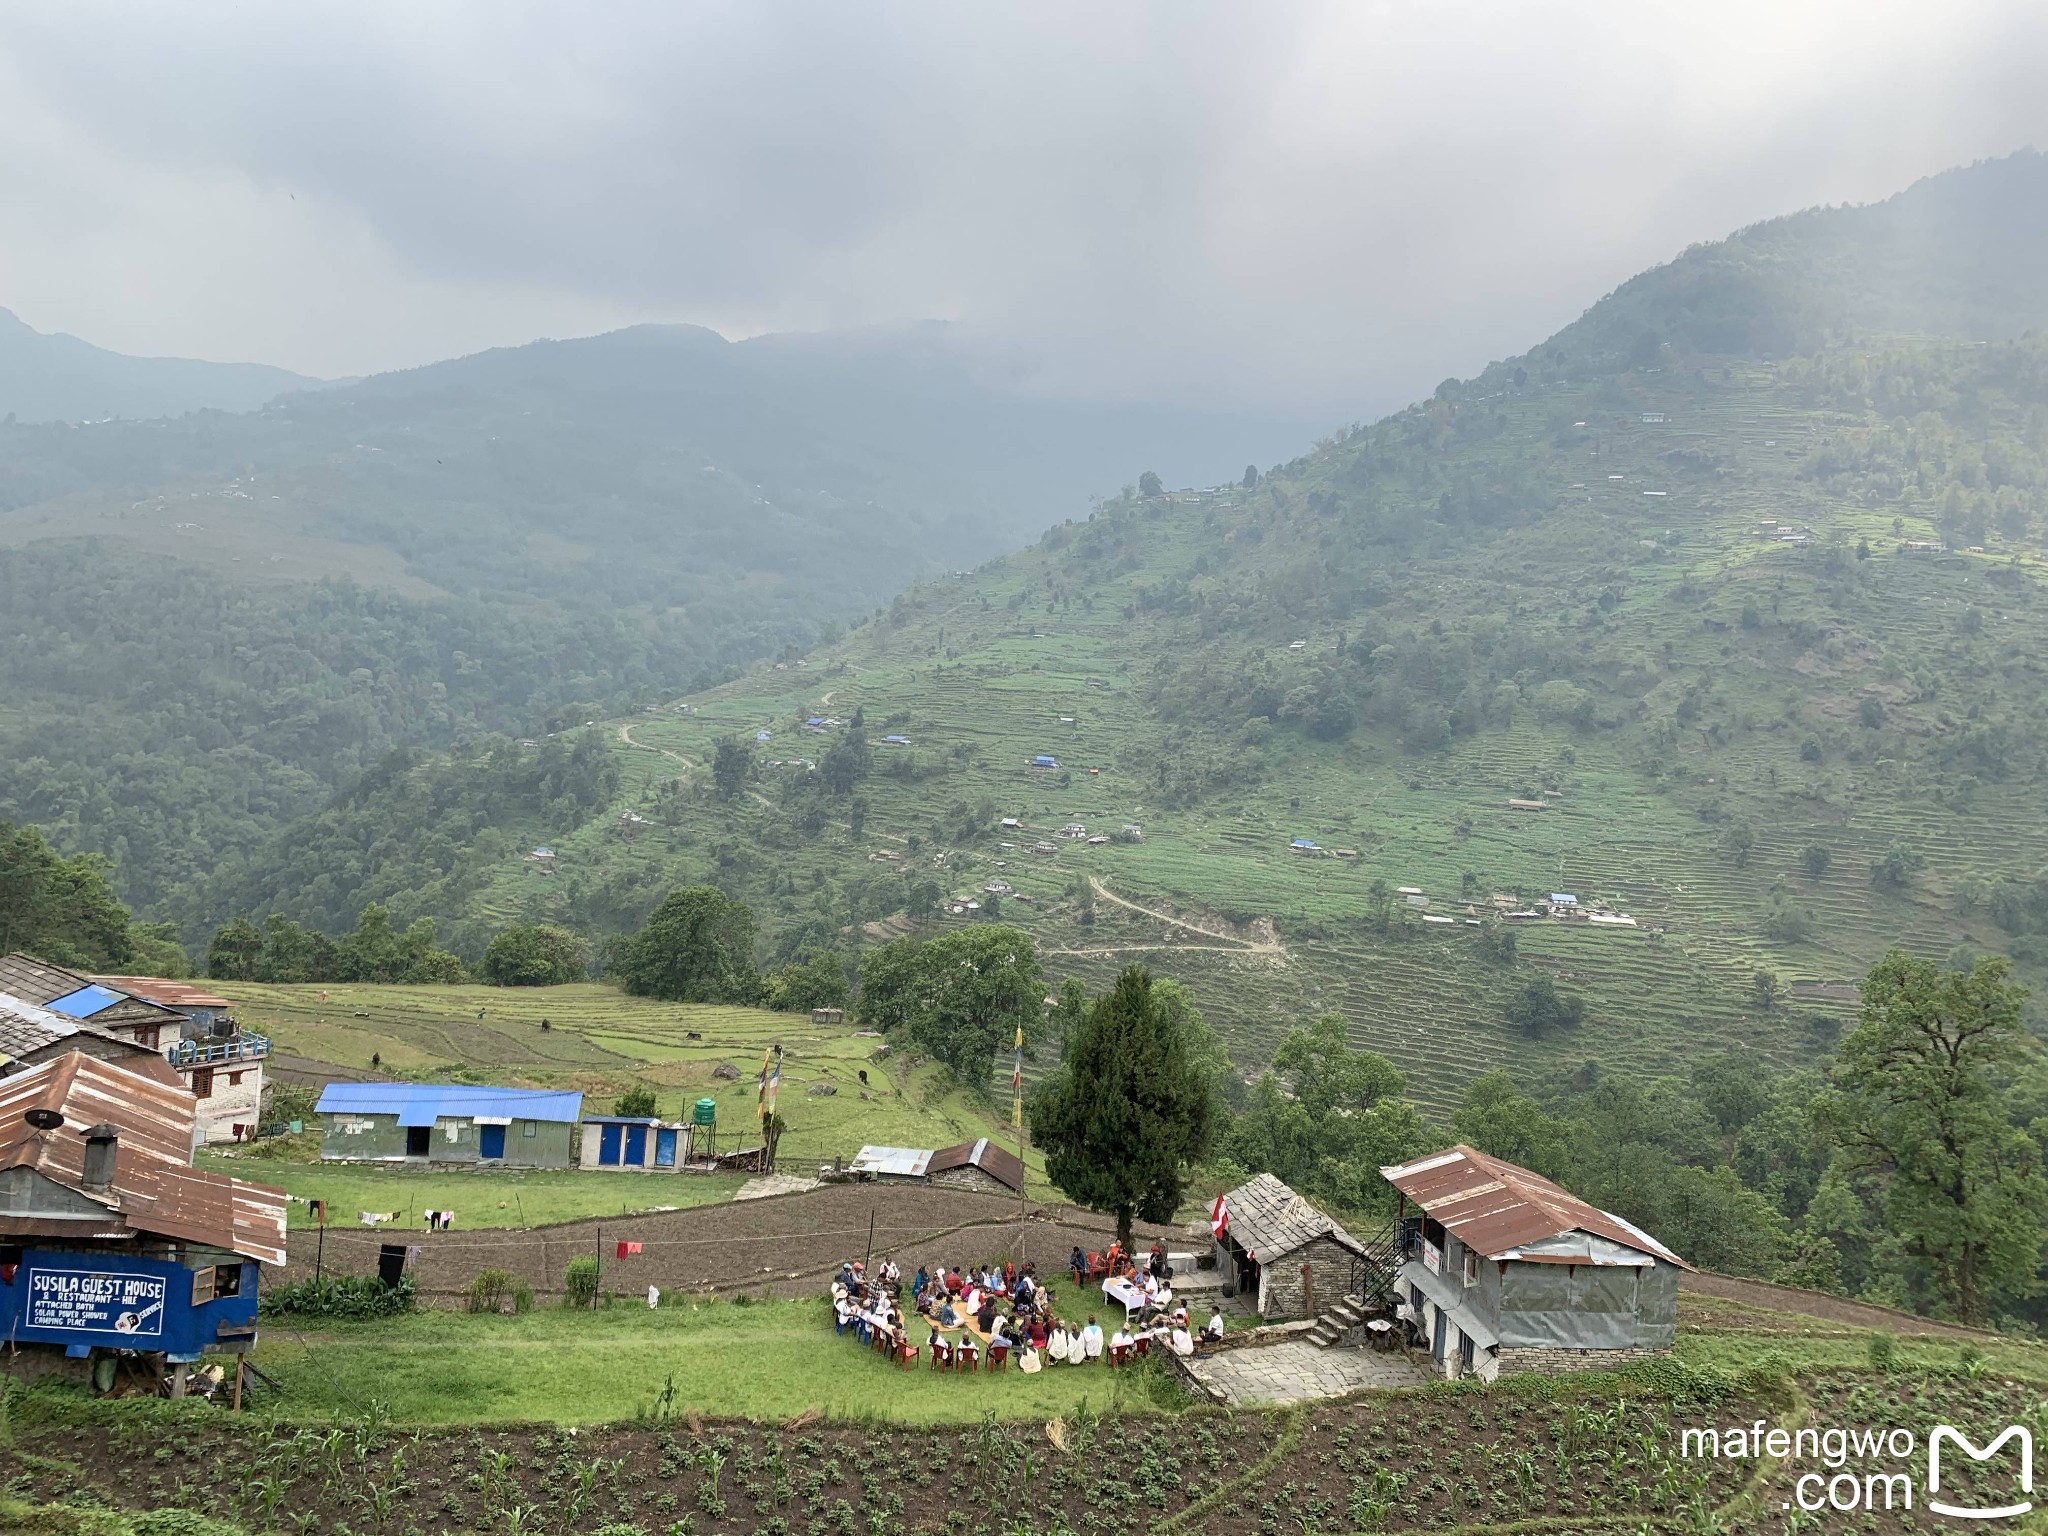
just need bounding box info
[195,1153,752,1228]
[253,1298,1170,1425]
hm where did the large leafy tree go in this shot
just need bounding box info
[855,926,1045,1090]
[1451,1069,1570,1179]
[1817,950,2047,1325]
[614,885,760,1004]
[0,818,134,970]
[481,923,590,986]
[1030,964,1220,1248]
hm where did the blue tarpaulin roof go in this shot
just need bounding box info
[315,1082,584,1126]
[44,984,126,1019]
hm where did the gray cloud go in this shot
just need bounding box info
[1,1,2045,418]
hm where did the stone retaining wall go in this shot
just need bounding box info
[1494,1344,1668,1375]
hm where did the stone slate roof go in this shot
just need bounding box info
[927,1137,1025,1193]
[1220,1172,1364,1261]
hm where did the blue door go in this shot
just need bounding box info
[479,1124,506,1160]
[655,1128,678,1167]
[624,1124,647,1165]
[598,1123,623,1166]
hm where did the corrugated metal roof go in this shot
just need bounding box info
[315,1081,583,1124]
[0,1051,286,1265]
[44,984,128,1019]
[92,977,234,1012]
[1218,1172,1363,1260]
[848,1146,933,1178]
[927,1137,1025,1192]
[1380,1144,1689,1269]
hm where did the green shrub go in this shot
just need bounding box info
[264,1274,415,1319]
[469,1269,516,1314]
[564,1255,601,1308]
[1867,1330,1900,1372]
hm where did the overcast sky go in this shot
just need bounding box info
[3,2,2046,419]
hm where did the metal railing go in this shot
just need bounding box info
[167,1030,271,1068]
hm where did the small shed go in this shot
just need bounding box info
[926,1138,1025,1195]
[1379,1145,1689,1381]
[846,1146,933,1181]
[579,1115,692,1170]
[315,1083,582,1167]
[1211,1172,1364,1321]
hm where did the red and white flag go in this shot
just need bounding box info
[1210,1193,1229,1238]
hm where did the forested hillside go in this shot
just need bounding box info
[0,321,1304,916]
[197,152,2048,1106]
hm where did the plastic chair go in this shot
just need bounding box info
[955,1342,979,1373]
[896,1339,919,1371]
[930,1340,952,1371]
[1109,1344,1131,1368]
[1134,1335,1151,1357]
[987,1343,1009,1373]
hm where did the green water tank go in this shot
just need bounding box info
[692,1098,717,1126]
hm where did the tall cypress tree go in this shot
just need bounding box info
[1028,964,1218,1248]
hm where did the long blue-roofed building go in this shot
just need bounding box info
[314,1082,583,1167]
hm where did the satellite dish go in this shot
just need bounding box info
[23,1108,64,1131]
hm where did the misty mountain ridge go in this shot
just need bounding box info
[176,149,2048,1114]
[0,308,1311,914]
[0,305,319,424]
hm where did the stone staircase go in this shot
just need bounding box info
[1304,1294,1370,1348]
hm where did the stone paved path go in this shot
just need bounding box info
[1187,1341,1428,1404]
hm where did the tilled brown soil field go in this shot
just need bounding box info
[286,1183,1189,1303]
[7,1366,1786,1535]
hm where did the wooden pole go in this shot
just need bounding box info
[231,1357,244,1413]
[861,1208,875,1277]
[313,1221,325,1283]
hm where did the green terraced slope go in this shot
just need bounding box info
[216,154,2048,1111]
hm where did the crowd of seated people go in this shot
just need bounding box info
[829,1246,1225,1373]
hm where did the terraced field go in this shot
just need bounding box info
[217,980,1045,1176]
[319,343,2048,1110]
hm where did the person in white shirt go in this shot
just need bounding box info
[1047,1323,1071,1363]
[1169,1324,1194,1358]
[1204,1306,1225,1342]
[1109,1324,1135,1359]
[1080,1316,1105,1360]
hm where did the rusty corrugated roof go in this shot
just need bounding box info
[92,977,235,1012]
[1379,1144,1689,1269]
[0,1051,286,1265]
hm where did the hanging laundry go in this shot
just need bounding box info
[359,1211,395,1226]
[647,1285,661,1308]
[616,1240,642,1258]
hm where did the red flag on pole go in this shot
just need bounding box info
[1210,1193,1229,1239]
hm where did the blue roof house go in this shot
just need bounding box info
[1031,755,1060,769]
[314,1083,584,1168]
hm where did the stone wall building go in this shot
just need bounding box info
[1379,1145,1689,1381]
[1211,1172,1365,1322]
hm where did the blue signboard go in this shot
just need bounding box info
[2,1252,254,1358]
[27,1265,168,1339]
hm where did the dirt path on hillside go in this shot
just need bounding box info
[1067,877,1289,965]
[617,722,693,769]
